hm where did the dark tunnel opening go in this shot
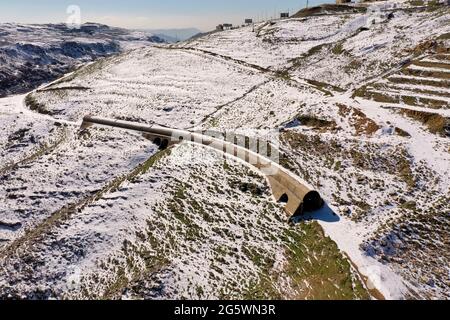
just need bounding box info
[153,137,162,146]
[302,191,324,212]
[153,137,169,150]
[160,139,169,149]
[278,193,289,204]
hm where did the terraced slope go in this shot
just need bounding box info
[358,52,450,107]
[354,47,450,136]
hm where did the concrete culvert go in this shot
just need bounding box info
[302,191,324,212]
[160,139,169,149]
[267,143,272,157]
[153,137,162,146]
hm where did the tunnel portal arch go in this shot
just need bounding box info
[153,137,162,146]
[152,137,169,150]
[160,138,169,149]
[278,193,289,204]
[303,191,324,212]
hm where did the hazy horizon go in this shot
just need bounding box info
[0,0,332,31]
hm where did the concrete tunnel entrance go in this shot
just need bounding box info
[153,137,169,150]
[303,191,324,212]
[278,193,289,204]
[281,190,324,216]
[294,191,324,216]
[153,137,162,146]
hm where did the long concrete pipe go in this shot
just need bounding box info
[81,115,324,216]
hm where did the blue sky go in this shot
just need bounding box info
[0,0,331,30]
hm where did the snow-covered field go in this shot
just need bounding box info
[0,0,449,300]
[28,48,267,128]
[181,14,359,69]
[0,143,369,299]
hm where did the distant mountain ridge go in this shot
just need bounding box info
[0,23,164,97]
[145,28,203,42]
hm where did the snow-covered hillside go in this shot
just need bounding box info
[0,0,449,300]
[0,23,164,97]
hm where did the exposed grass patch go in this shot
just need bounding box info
[292,4,366,18]
[404,95,449,109]
[296,115,338,131]
[0,127,68,176]
[388,76,450,89]
[288,43,329,69]
[282,222,370,300]
[344,59,363,74]
[426,0,443,11]
[409,0,424,5]
[208,117,219,127]
[399,108,449,136]
[412,60,450,70]
[401,68,450,80]
[36,86,91,93]
[437,32,450,41]
[306,79,344,94]
[102,239,169,299]
[274,69,291,81]
[241,221,370,300]
[395,127,411,138]
[406,38,449,57]
[297,115,335,127]
[332,41,346,55]
[356,87,449,109]
[281,130,416,191]
[337,103,380,135]
[25,94,51,115]
[371,82,450,99]
[432,54,450,62]
[401,200,417,211]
